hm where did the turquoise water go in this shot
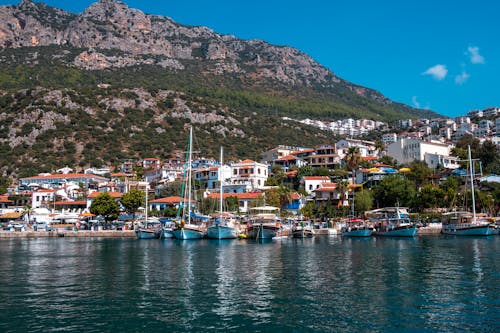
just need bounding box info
[0,236,499,332]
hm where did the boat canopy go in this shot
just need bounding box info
[250,206,279,211]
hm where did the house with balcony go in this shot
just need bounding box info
[336,139,377,160]
[142,158,161,170]
[205,192,263,214]
[20,173,108,190]
[149,196,196,212]
[386,138,452,168]
[0,195,13,209]
[301,176,330,195]
[302,145,340,170]
[227,160,268,191]
[282,192,306,215]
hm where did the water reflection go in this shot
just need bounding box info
[0,237,499,332]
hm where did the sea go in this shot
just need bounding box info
[0,236,499,332]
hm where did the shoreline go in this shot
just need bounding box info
[0,227,444,238]
[0,230,136,238]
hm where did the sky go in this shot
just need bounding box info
[1,0,499,118]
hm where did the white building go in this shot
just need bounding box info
[386,138,452,167]
[336,139,377,159]
[483,107,499,117]
[261,145,310,164]
[301,176,330,195]
[467,110,483,118]
[382,133,397,145]
[31,189,55,209]
[425,154,460,170]
[228,160,268,191]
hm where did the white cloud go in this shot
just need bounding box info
[412,96,421,108]
[422,64,448,80]
[467,46,484,64]
[455,71,470,85]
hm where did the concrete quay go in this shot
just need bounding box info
[0,230,136,238]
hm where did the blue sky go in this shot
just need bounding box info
[1,0,499,118]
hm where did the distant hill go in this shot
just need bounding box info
[0,0,439,178]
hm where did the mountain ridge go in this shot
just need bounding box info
[0,0,440,178]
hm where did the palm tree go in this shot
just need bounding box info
[345,146,362,216]
[335,180,349,209]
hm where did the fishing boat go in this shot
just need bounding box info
[341,217,373,237]
[136,184,161,239]
[245,206,281,240]
[292,220,313,238]
[366,207,417,237]
[172,126,206,240]
[207,147,238,239]
[135,219,161,239]
[442,146,494,236]
[160,219,175,239]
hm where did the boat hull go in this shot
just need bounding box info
[161,228,174,239]
[342,228,373,237]
[442,224,494,236]
[172,227,205,240]
[135,229,160,239]
[292,228,313,238]
[374,224,417,237]
[246,224,280,240]
[207,225,237,239]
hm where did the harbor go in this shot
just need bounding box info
[0,236,498,332]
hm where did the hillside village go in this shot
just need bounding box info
[1,106,499,224]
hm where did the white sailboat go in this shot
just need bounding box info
[136,183,161,239]
[207,147,238,239]
[442,146,494,236]
[172,126,206,240]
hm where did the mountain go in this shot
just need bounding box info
[0,0,439,178]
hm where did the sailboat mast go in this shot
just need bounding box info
[187,126,193,225]
[468,145,476,221]
[145,182,148,223]
[219,146,223,220]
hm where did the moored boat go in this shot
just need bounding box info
[206,147,238,240]
[341,217,373,237]
[172,126,206,240]
[366,207,417,237]
[441,211,494,236]
[292,220,313,238]
[441,146,494,236]
[245,206,281,240]
[135,219,161,239]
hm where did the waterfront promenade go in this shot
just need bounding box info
[0,224,443,238]
[0,230,136,238]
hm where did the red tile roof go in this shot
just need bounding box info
[87,191,123,199]
[0,196,12,203]
[302,176,330,181]
[22,173,107,180]
[276,155,297,161]
[54,200,87,206]
[290,149,315,155]
[206,192,263,200]
[150,196,196,204]
[111,173,128,177]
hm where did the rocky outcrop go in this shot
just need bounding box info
[0,0,335,86]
